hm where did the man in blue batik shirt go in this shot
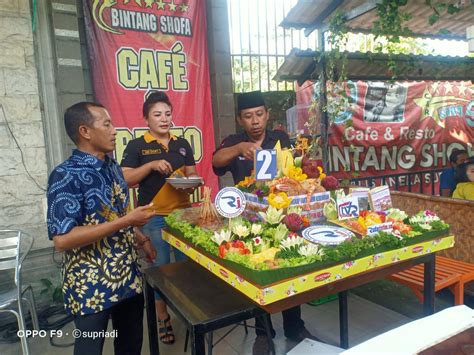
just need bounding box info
[47,102,156,355]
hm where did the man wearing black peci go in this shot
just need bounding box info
[213,91,319,354]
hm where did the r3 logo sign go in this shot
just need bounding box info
[254,149,277,180]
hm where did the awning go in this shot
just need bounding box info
[281,0,474,40]
[274,48,474,83]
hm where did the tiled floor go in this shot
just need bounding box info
[1,293,411,355]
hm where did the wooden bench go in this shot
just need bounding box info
[388,256,474,305]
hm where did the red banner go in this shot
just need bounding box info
[83,0,217,202]
[296,81,474,192]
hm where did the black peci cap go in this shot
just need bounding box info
[237,91,266,111]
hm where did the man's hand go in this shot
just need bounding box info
[149,160,173,175]
[142,239,157,263]
[134,228,157,263]
[175,176,203,194]
[126,203,155,227]
[239,142,261,161]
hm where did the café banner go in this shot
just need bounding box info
[297,80,474,191]
[83,0,217,202]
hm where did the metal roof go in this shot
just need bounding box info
[274,48,474,83]
[281,0,474,40]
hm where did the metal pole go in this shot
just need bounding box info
[318,30,329,170]
[423,254,436,316]
[339,290,349,349]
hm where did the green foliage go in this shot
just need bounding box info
[275,247,301,260]
[373,0,413,41]
[165,212,219,254]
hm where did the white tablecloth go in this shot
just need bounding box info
[341,305,474,355]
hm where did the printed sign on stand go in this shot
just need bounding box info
[214,187,247,218]
[369,185,393,211]
[367,222,394,235]
[350,187,370,211]
[254,149,277,180]
[337,196,360,220]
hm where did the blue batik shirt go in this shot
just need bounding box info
[439,167,456,195]
[47,149,141,316]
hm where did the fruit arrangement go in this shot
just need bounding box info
[237,149,340,223]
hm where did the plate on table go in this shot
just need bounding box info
[166,176,203,189]
[301,225,355,246]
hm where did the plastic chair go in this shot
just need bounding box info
[0,230,39,355]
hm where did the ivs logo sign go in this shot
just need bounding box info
[91,0,192,36]
[337,196,360,221]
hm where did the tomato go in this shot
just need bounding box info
[232,240,245,248]
[376,212,386,223]
[218,244,227,258]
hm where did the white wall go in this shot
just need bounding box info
[0,0,50,249]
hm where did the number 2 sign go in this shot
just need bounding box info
[254,149,277,180]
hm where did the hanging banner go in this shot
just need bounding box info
[83,0,217,203]
[295,80,474,192]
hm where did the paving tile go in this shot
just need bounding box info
[0,293,415,355]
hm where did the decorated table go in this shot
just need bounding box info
[143,146,456,353]
[162,228,453,310]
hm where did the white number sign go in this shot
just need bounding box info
[255,149,277,180]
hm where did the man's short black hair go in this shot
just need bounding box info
[449,149,467,163]
[64,102,105,144]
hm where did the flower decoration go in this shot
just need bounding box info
[252,236,262,246]
[386,208,408,221]
[258,206,285,225]
[321,176,339,190]
[422,210,440,222]
[280,234,305,250]
[299,244,324,257]
[302,164,320,178]
[408,211,440,231]
[295,136,310,156]
[236,176,255,188]
[287,166,307,182]
[251,224,263,235]
[211,229,232,245]
[408,210,449,232]
[287,206,303,215]
[318,166,327,180]
[273,224,289,243]
[283,213,304,232]
[232,224,250,238]
[268,192,292,209]
[301,216,311,228]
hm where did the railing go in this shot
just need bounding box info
[227,0,318,93]
[349,168,445,196]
